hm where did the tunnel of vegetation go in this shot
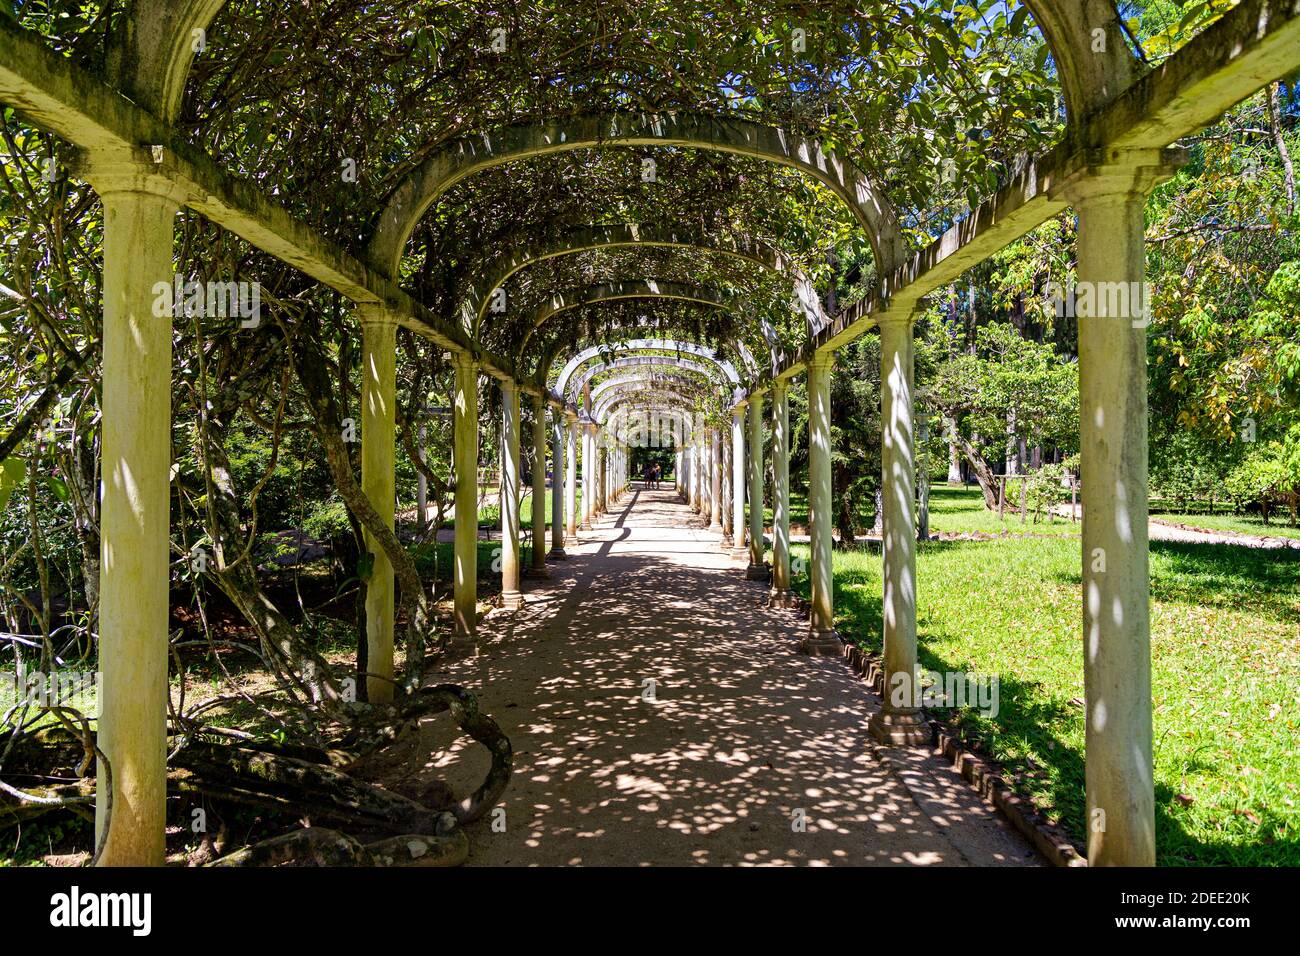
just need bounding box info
[0,0,1296,866]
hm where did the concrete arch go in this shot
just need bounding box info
[107,0,226,122]
[533,321,761,388]
[556,339,741,401]
[141,1,1119,126]
[366,112,906,278]
[459,223,822,350]
[127,1,1127,193]
[1024,0,1141,118]
[589,372,710,407]
[568,357,727,412]
[594,387,703,423]
[510,279,733,360]
[520,288,761,387]
[603,403,699,446]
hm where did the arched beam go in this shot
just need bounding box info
[594,388,703,423]
[568,357,726,412]
[556,339,741,401]
[1025,0,1141,119]
[130,0,1129,138]
[366,112,906,278]
[590,372,710,407]
[510,279,733,362]
[107,0,226,122]
[522,291,760,388]
[459,223,821,354]
[604,403,698,445]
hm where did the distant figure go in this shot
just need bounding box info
[644,461,655,490]
[652,463,662,490]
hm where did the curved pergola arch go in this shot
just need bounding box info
[568,357,726,412]
[593,386,704,424]
[509,279,733,362]
[458,224,824,351]
[143,1,1132,139]
[589,372,710,408]
[604,403,698,446]
[602,396,698,426]
[107,0,226,121]
[555,339,740,402]
[366,112,906,278]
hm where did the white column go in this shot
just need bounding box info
[746,394,767,580]
[699,429,708,515]
[89,165,183,866]
[564,412,578,541]
[804,354,840,654]
[770,383,792,607]
[708,428,720,528]
[530,393,549,577]
[360,307,397,702]
[1067,161,1165,866]
[720,430,733,546]
[500,381,522,610]
[597,441,607,514]
[580,423,594,530]
[730,404,747,555]
[452,356,479,641]
[869,316,928,745]
[551,411,568,558]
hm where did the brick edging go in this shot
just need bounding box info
[835,641,1087,867]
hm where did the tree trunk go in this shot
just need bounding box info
[956,434,1000,510]
[945,416,962,484]
[290,329,439,687]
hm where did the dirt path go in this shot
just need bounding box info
[410,487,1041,867]
[1047,504,1300,549]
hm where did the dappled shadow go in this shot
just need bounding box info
[405,489,1039,867]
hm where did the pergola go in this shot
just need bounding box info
[1,0,1296,868]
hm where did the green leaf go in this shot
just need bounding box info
[0,457,25,512]
[1010,5,1031,35]
[47,474,69,502]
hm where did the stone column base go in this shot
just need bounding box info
[720,534,733,549]
[525,565,550,579]
[547,547,568,561]
[868,710,931,746]
[500,590,524,611]
[767,588,793,608]
[729,546,750,561]
[799,630,842,656]
[579,520,592,531]
[746,562,769,581]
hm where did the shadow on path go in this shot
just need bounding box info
[411,489,1042,866]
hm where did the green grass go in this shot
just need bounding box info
[788,487,1300,866]
[762,489,809,528]
[926,484,1080,537]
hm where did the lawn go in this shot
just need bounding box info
[926,483,1080,537]
[787,486,1300,866]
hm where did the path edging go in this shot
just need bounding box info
[829,637,1087,867]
